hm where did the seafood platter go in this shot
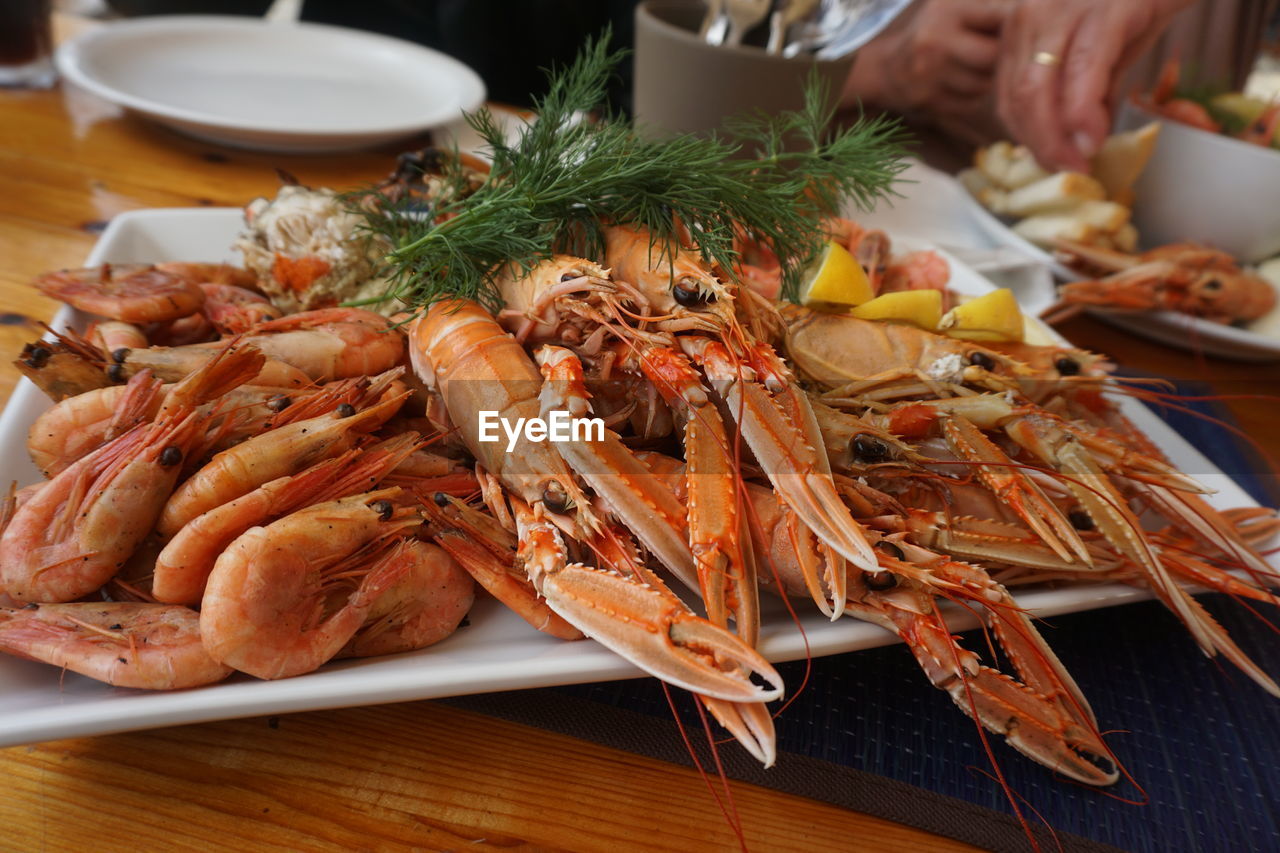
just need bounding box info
[1,41,1277,804]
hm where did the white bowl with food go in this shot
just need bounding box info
[1119,101,1280,264]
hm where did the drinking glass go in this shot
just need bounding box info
[0,0,56,90]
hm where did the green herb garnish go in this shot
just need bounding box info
[363,31,907,310]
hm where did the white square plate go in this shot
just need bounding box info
[0,208,1266,748]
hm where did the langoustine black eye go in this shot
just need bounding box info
[673,277,716,308]
[969,351,995,370]
[865,571,899,591]
[1069,509,1094,530]
[851,434,890,462]
[1055,357,1081,376]
[542,482,573,514]
[25,345,51,368]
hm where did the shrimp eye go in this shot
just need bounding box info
[432,491,451,507]
[159,446,183,467]
[266,395,292,413]
[673,277,716,308]
[865,570,899,591]
[24,345,50,369]
[541,482,573,514]
[106,363,126,384]
[1054,357,1081,376]
[336,403,356,418]
[560,270,583,282]
[372,500,395,521]
[851,434,890,462]
[111,348,131,364]
[875,540,905,561]
[1068,509,1094,530]
[968,351,995,370]
[1202,278,1222,291]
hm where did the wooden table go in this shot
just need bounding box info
[2,22,1278,853]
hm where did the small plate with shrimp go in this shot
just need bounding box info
[0,206,1273,750]
[869,160,1280,361]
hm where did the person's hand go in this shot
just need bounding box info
[843,0,1013,135]
[996,0,1194,171]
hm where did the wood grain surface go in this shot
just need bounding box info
[2,17,1277,853]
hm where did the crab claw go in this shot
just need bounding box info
[510,496,783,704]
[883,567,1117,786]
[682,335,878,590]
[955,667,1119,786]
[941,414,1093,566]
[535,346,700,592]
[540,563,784,702]
[1141,486,1278,583]
[1054,418,1211,495]
[701,696,778,767]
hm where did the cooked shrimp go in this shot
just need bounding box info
[241,308,407,380]
[153,434,421,605]
[115,307,404,385]
[0,603,232,689]
[339,540,475,658]
[1,415,202,603]
[26,379,304,478]
[881,250,950,294]
[157,391,408,538]
[254,369,405,427]
[28,345,264,478]
[87,320,149,355]
[33,264,206,324]
[200,490,420,679]
[155,262,260,289]
[145,311,217,347]
[27,369,162,476]
[115,345,311,388]
[3,350,264,603]
[15,331,111,402]
[201,282,283,334]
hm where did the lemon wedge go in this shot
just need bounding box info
[940,289,1025,343]
[849,290,943,330]
[799,240,874,309]
[1022,313,1057,347]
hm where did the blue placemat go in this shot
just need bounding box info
[448,379,1280,852]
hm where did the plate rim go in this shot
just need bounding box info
[54,14,487,137]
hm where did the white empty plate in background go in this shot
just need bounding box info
[55,15,486,152]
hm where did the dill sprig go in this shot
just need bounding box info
[368,31,908,309]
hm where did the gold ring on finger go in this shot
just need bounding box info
[1032,51,1062,67]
